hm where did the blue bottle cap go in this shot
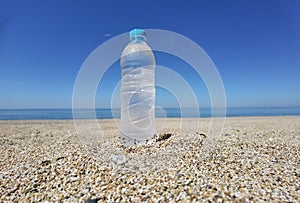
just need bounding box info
[129,28,146,41]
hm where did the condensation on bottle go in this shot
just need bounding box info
[119,28,156,146]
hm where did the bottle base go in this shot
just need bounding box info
[119,133,156,146]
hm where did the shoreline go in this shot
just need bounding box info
[0,114,300,121]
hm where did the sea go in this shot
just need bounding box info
[0,107,300,120]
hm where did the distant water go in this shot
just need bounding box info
[0,107,300,120]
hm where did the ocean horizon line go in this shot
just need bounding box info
[0,107,300,120]
[1,106,300,110]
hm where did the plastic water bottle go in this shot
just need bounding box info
[120,29,156,146]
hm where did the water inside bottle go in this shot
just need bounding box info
[120,39,156,146]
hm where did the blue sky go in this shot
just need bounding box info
[0,0,299,108]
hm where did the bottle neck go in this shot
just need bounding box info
[130,35,147,42]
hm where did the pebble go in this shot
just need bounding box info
[19,150,27,155]
[111,153,127,165]
[85,199,98,203]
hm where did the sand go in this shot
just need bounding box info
[0,117,299,202]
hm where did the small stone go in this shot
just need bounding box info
[41,160,51,165]
[198,133,207,138]
[85,199,99,203]
[156,133,172,142]
[56,156,65,161]
[176,173,184,178]
[111,154,127,165]
[70,177,79,182]
[19,150,26,155]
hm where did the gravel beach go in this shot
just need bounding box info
[0,117,299,202]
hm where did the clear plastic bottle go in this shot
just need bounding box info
[120,29,156,146]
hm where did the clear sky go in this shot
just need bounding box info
[0,0,299,108]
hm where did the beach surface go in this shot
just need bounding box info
[0,117,299,202]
